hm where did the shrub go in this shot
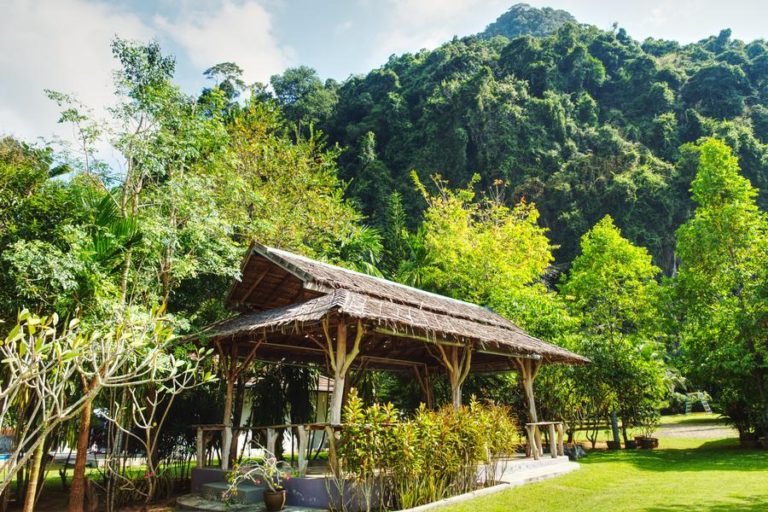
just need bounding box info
[338,390,519,511]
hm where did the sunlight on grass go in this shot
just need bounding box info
[659,412,727,426]
[441,421,767,512]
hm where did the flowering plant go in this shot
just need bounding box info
[229,449,293,493]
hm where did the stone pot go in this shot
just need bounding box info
[606,440,621,450]
[264,489,287,512]
[638,437,659,449]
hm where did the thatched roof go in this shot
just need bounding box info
[201,243,588,370]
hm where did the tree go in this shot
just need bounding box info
[480,4,576,39]
[33,37,366,511]
[412,174,553,305]
[270,66,339,128]
[0,309,206,505]
[560,216,667,443]
[682,62,751,119]
[380,192,410,277]
[203,62,246,102]
[407,174,555,409]
[674,138,768,441]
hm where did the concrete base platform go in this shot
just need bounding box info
[201,481,264,504]
[191,467,228,492]
[179,456,579,511]
[176,493,321,511]
[402,456,580,512]
[499,455,579,486]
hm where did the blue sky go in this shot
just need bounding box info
[1,0,766,144]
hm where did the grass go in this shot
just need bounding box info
[442,414,768,512]
[17,414,764,511]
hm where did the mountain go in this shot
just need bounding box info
[271,7,768,273]
[480,3,577,39]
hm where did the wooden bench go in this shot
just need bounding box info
[192,423,342,477]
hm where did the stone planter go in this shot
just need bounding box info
[638,437,659,449]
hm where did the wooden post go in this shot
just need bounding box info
[221,376,235,470]
[434,344,472,409]
[323,318,364,424]
[413,365,435,409]
[296,426,309,476]
[196,427,205,469]
[516,357,542,457]
[325,425,339,476]
[266,428,278,457]
[548,423,558,458]
[525,424,539,461]
[217,341,260,471]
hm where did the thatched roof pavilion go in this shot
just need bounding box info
[197,243,587,469]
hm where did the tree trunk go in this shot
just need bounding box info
[22,440,45,512]
[67,397,93,512]
[610,411,621,446]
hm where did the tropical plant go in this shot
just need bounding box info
[228,451,293,493]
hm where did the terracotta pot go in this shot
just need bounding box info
[264,489,287,512]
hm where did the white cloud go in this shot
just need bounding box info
[367,0,507,68]
[154,0,292,85]
[0,0,151,142]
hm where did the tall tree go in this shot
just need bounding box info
[560,215,667,443]
[674,138,768,441]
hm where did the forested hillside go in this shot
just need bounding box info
[271,4,768,271]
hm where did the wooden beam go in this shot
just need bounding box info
[374,327,464,347]
[374,327,545,360]
[261,272,294,308]
[239,267,270,305]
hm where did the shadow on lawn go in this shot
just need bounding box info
[581,439,768,473]
[644,495,768,511]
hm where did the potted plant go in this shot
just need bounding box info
[228,451,292,511]
[636,408,660,449]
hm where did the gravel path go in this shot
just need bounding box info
[657,420,738,439]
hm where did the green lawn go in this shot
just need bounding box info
[442,415,768,512]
